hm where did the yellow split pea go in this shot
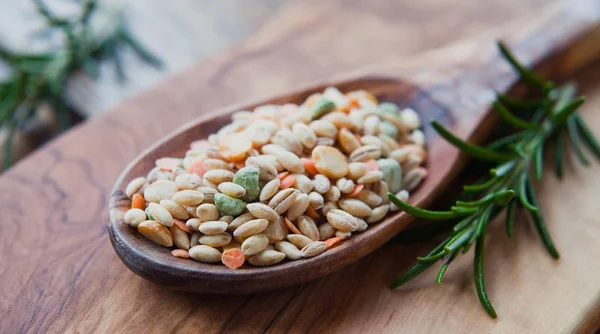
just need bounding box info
[311,146,348,179]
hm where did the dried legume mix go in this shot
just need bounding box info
[123,87,427,268]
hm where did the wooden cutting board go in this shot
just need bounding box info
[0,0,599,332]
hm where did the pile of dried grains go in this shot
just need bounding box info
[123,87,427,269]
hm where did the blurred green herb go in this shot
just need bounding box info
[0,0,162,168]
[388,41,599,318]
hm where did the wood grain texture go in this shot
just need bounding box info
[1,0,600,332]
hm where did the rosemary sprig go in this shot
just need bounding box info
[0,0,162,169]
[389,41,600,318]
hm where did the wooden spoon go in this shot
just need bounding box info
[109,3,600,294]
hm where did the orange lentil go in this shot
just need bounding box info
[284,217,302,235]
[346,91,378,105]
[342,97,360,113]
[325,237,343,249]
[221,248,245,269]
[280,175,296,189]
[188,160,207,177]
[173,219,193,234]
[348,184,364,198]
[131,193,146,210]
[171,249,190,259]
[301,158,318,176]
[277,171,290,180]
[305,205,320,219]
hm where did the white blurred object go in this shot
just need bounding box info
[567,0,600,20]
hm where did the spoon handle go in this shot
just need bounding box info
[368,1,600,139]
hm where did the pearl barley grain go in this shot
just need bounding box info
[126,177,146,198]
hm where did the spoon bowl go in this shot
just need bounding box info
[109,3,600,294]
[109,76,456,293]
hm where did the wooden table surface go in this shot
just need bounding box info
[2,0,600,332]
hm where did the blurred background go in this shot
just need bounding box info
[0,0,551,171]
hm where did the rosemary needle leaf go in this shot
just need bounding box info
[574,115,600,159]
[112,48,126,82]
[497,41,552,94]
[391,242,448,288]
[466,208,490,246]
[567,116,590,165]
[487,131,528,150]
[436,252,458,285]
[450,206,479,215]
[496,93,544,110]
[432,121,514,162]
[436,264,449,285]
[490,160,515,177]
[0,48,14,62]
[474,222,498,318]
[554,131,565,178]
[464,177,497,192]
[534,142,544,180]
[511,143,527,158]
[551,97,585,126]
[444,229,474,253]
[416,250,447,263]
[552,83,577,111]
[456,193,494,207]
[81,57,99,79]
[453,215,476,232]
[390,262,433,289]
[518,174,539,212]
[80,0,96,24]
[494,190,515,205]
[119,28,164,68]
[388,193,470,220]
[3,120,17,169]
[505,199,516,238]
[0,97,16,125]
[33,0,71,27]
[493,101,537,129]
[526,177,560,259]
[527,209,560,259]
[52,99,71,131]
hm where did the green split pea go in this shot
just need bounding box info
[233,167,260,202]
[310,97,336,120]
[377,158,402,193]
[214,193,247,216]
